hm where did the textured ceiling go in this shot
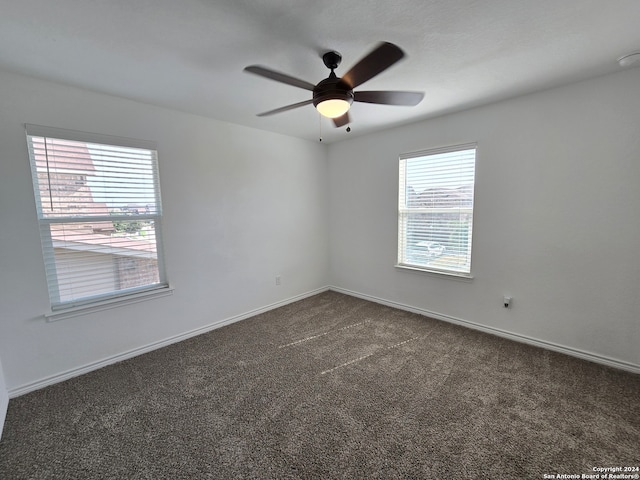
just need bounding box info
[1,0,639,143]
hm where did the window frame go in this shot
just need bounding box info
[26,124,171,318]
[396,142,477,279]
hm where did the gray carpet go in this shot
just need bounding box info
[1,291,639,479]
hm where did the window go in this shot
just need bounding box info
[397,143,476,277]
[26,124,168,311]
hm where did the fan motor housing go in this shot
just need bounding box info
[312,75,354,108]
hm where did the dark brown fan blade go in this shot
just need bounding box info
[256,99,314,117]
[244,66,315,91]
[340,42,405,89]
[354,90,424,106]
[333,112,350,128]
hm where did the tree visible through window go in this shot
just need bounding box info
[26,125,168,310]
[397,144,476,276]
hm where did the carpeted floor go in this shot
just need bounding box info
[0,291,639,479]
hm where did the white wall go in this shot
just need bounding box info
[0,70,329,394]
[328,67,640,370]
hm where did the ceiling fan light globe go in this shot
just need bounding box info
[316,99,351,118]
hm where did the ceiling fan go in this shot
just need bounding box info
[244,42,424,128]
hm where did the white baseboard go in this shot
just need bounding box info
[9,287,330,398]
[10,284,637,398]
[329,286,640,375]
[0,356,8,440]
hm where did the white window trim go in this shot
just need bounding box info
[394,263,474,281]
[26,124,170,317]
[397,142,477,278]
[44,285,174,322]
[26,124,157,151]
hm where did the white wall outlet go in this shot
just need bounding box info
[503,296,512,308]
[275,275,281,286]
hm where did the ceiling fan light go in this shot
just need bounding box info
[316,98,351,118]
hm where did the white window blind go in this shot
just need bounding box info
[26,124,168,310]
[398,144,476,276]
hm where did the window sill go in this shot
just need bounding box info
[395,264,474,281]
[44,285,174,322]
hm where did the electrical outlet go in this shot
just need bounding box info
[275,275,281,286]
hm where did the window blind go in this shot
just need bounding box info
[398,144,476,276]
[26,124,167,310]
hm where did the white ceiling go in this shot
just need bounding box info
[1,0,639,143]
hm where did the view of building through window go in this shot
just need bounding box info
[398,145,476,275]
[26,127,166,308]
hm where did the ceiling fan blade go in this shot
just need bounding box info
[256,99,314,117]
[244,66,315,91]
[354,90,424,106]
[333,112,350,128]
[340,42,405,89]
